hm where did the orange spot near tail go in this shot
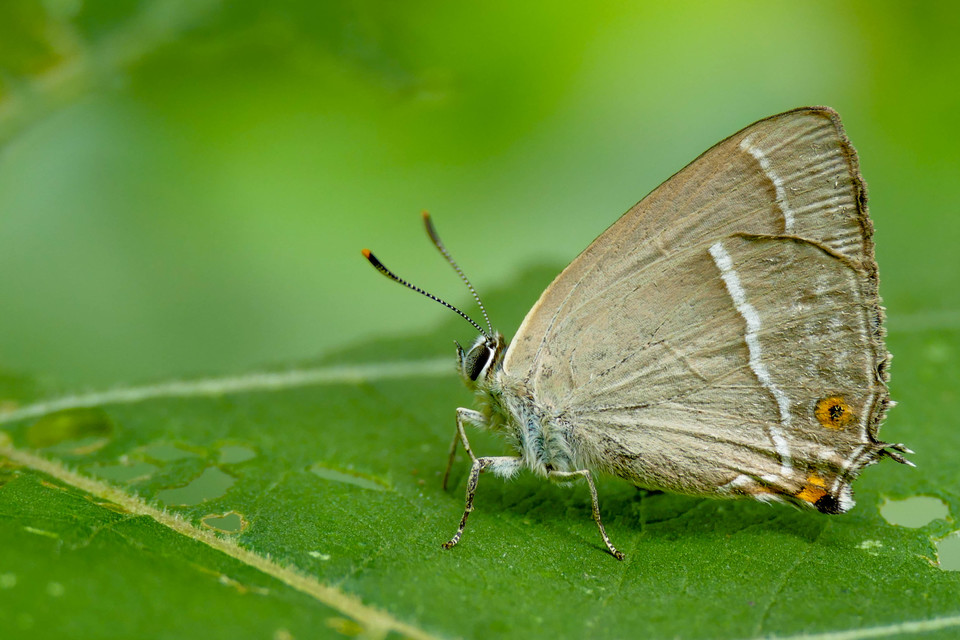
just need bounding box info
[796,472,829,504]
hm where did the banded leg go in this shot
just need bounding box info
[548,468,624,560]
[442,455,521,550]
[442,408,484,491]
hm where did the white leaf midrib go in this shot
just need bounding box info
[0,359,458,638]
[0,358,453,425]
[747,613,960,640]
[0,438,440,640]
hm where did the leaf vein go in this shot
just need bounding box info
[0,440,441,640]
[0,359,453,425]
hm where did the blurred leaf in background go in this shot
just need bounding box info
[1,1,954,386]
[1,1,959,639]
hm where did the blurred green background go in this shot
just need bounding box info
[1,0,958,388]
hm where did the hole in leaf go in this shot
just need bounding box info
[309,464,389,492]
[25,408,112,449]
[202,511,247,534]
[92,461,157,483]
[218,444,257,464]
[879,495,949,528]
[936,533,960,571]
[156,466,235,506]
[140,443,203,463]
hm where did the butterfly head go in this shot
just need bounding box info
[455,333,505,386]
[363,212,502,388]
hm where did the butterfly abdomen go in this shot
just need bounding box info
[483,376,581,477]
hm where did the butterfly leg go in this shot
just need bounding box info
[442,408,484,491]
[548,469,624,560]
[442,455,522,550]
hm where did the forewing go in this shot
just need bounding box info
[503,107,891,509]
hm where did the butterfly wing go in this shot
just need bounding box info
[502,107,893,511]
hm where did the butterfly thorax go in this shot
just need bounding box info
[459,333,578,477]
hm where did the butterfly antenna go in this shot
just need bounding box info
[361,249,491,339]
[422,211,494,336]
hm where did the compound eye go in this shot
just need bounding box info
[465,345,494,381]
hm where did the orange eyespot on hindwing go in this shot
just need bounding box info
[814,395,856,429]
[795,472,829,504]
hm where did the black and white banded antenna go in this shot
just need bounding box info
[421,211,493,337]
[361,247,491,340]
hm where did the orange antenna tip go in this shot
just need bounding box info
[361,248,371,258]
[421,210,431,220]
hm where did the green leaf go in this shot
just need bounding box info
[1,264,959,640]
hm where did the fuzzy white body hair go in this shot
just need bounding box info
[473,370,581,480]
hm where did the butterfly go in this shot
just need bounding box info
[362,106,912,559]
